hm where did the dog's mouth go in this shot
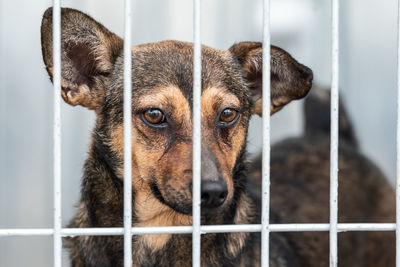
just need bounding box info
[149,181,193,215]
[148,180,230,216]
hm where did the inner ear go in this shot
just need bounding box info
[229,42,313,116]
[245,65,263,116]
[66,42,98,87]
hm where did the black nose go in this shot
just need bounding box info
[201,180,228,208]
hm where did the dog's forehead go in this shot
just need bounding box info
[112,41,247,100]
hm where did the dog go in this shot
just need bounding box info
[41,7,396,267]
[40,7,314,267]
[248,88,396,266]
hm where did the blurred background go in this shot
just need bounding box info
[0,0,398,266]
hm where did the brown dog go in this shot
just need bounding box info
[40,7,314,267]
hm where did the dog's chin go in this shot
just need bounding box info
[201,205,229,216]
[162,202,230,217]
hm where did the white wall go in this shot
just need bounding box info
[340,0,398,185]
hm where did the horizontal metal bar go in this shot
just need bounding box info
[202,224,261,233]
[0,229,54,236]
[0,223,396,237]
[63,228,124,236]
[64,226,191,236]
[337,223,397,232]
[204,223,397,233]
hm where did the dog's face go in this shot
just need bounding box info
[41,8,312,217]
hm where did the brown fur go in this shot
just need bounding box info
[41,7,314,267]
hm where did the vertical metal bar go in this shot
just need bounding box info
[123,0,133,266]
[330,0,339,266]
[261,0,271,266]
[192,0,202,266]
[52,2,62,267]
[396,1,400,266]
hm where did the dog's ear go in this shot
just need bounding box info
[229,42,313,115]
[41,8,123,110]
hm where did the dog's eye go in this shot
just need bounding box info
[218,108,239,126]
[142,109,166,126]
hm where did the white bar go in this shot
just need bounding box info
[192,0,202,267]
[0,229,55,236]
[123,0,133,266]
[64,228,124,236]
[396,0,400,265]
[52,2,62,267]
[337,223,397,232]
[261,0,271,266]
[1,224,397,237]
[330,0,339,266]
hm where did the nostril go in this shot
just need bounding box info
[201,180,228,208]
[201,192,209,205]
[219,191,227,201]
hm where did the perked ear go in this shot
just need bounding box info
[41,8,123,111]
[229,42,313,116]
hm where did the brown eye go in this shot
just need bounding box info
[218,108,239,126]
[142,109,166,126]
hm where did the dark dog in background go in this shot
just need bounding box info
[41,7,313,267]
[249,88,396,266]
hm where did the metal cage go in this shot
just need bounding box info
[0,1,399,267]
